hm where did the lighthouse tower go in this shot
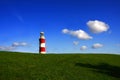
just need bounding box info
[39,32,46,54]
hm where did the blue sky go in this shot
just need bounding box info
[0,0,120,54]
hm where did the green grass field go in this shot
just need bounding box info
[0,51,120,80]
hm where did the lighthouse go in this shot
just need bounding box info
[39,32,46,54]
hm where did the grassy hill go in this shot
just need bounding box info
[0,51,120,80]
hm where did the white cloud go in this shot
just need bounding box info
[62,29,92,40]
[0,42,28,51]
[87,20,109,33]
[92,43,103,49]
[73,41,79,45]
[12,42,19,47]
[0,46,15,51]
[12,42,28,47]
[80,46,87,50]
[0,46,5,50]
[20,42,28,46]
[62,29,69,34]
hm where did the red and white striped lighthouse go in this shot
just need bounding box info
[39,32,46,54]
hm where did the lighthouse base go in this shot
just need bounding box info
[40,52,46,54]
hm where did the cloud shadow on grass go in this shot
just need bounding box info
[75,62,120,78]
